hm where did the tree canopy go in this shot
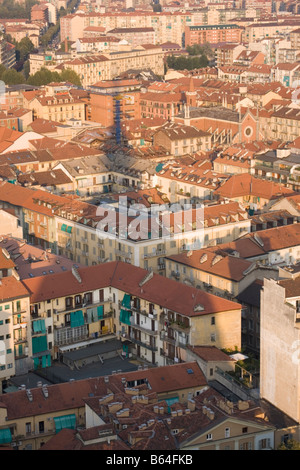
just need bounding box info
[166,54,209,71]
[0,0,39,19]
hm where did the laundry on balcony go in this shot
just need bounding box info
[70,310,84,328]
[87,307,98,323]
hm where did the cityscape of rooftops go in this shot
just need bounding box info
[0,0,299,455]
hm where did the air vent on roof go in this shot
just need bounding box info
[72,265,82,283]
[253,233,264,247]
[200,253,207,263]
[139,269,153,287]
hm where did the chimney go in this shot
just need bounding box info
[107,402,123,413]
[187,399,195,411]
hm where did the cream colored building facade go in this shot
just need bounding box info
[61,46,164,88]
[260,277,300,425]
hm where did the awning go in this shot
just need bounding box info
[97,305,104,319]
[61,224,72,233]
[120,309,131,326]
[0,428,12,444]
[121,294,131,309]
[70,311,84,328]
[33,319,46,334]
[53,414,76,434]
[32,335,48,354]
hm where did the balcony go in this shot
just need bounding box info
[115,249,132,259]
[131,337,157,352]
[130,321,158,336]
[143,249,166,259]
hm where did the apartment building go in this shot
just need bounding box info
[0,38,16,69]
[152,122,212,156]
[22,89,86,123]
[185,24,244,47]
[260,277,300,424]
[60,11,196,46]
[271,62,300,87]
[214,173,295,211]
[165,247,278,300]
[0,182,213,273]
[31,4,49,24]
[0,362,209,450]
[4,24,40,47]
[88,80,141,127]
[60,46,164,88]
[245,21,300,43]
[107,27,156,47]
[252,147,300,191]
[20,260,242,370]
[0,249,31,391]
[290,27,300,49]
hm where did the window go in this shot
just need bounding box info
[242,427,248,434]
[26,422,31,434]
[39,421,44,434]
[225,427,230,438]
[240,441,252,450]
[211,316,215,325]
[206,433,212,440]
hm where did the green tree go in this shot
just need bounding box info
[16,37,35,62]
[0,64,6,80]
[27,67,60,86]
[60,69,82,87]
[1,68,26,85]
[278,439,300,450]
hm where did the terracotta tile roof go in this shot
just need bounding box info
[245,223,300,253]
[0,248,15,271]
[0,276,30,302]
[0,127,23,153]
[278,276,300,298]
[17,169,73,187]
[187,345,235,362]
[22,261,241,317]
[40,428,130,450]
[0,361,206,420]
[166,247,253,282]
[214,173,295,200]
[0,237,83,280]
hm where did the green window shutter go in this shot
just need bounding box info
[97,305,104,319]
[33,319,46,334]
[54,414,76,434]
[121,294,131,309]
[47,354,51,367]
[61,224,67,232]
[120,309,131,325]
[0,428,12,444]
[32,335,48,354]
[66,226,72,233]
[70,311,84,328]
